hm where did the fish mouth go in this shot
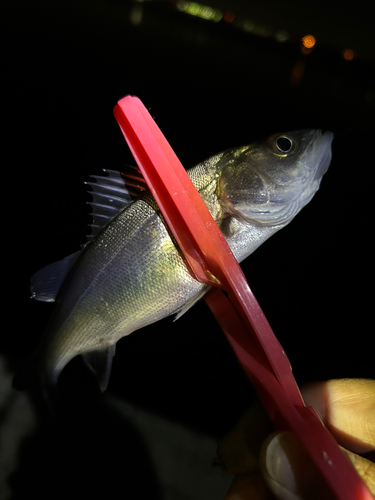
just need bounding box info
[297,129,334,207]
[227,130,334,227]
[272,130,334,223]
[311,130,334,182]
[268,130,334,204]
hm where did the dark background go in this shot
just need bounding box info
[3,0,375,498]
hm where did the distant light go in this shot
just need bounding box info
[176,1,187,11]
[301,35,316,49]
[242,20,255,33]
[223,10,235,23]
[176,1,222,22]
[343,49,355,61]
[186,2,198,15]
[130,4,143,25]
[275,30,289,42]
[200,6,213,19]
[211,11,223,21]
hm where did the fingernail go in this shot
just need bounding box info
[265,433,300,493]
[261,432,311,500]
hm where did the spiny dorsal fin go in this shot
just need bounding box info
[30,168,148,302]
[85,168,147,240]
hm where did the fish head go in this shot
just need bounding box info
[217,129,333,226]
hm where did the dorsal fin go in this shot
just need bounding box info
[30,168,148,302]
[85,168,147,240]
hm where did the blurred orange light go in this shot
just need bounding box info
[343,49,354,61]
[301,35,316,49]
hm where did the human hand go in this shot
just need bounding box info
[218,379,375,499]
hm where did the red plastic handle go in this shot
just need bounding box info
[113,96,301,405]
[114,95,373,500]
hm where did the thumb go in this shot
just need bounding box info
[260,431,333,500]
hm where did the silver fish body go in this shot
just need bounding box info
[29,129,333,389]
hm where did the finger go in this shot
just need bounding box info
[341,447,375,496]
[224,473,272,500]
[301,378,375,453]
[260,432,337,500]
[217,402,273,475]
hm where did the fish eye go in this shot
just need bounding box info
[267,133,299,157]
[276,136,293,153]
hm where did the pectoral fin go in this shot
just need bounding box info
[173,286,209,321]
[82,344,116,391]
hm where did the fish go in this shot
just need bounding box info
[22,129,333,392]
